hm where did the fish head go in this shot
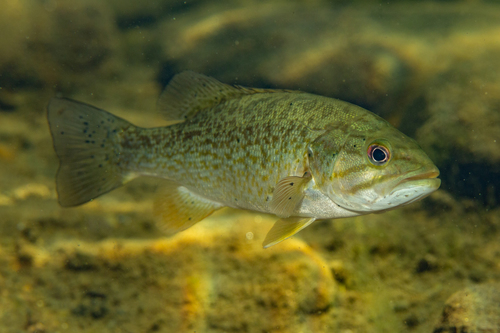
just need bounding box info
[324,122,440,214]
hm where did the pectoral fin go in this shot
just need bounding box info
[270,172,312,218]
[153,184,223,234]
[263,217,316,248]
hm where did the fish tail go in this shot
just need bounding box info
[47,97,133,207]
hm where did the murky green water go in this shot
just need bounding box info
[1,1,499,332]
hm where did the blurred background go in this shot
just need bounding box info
[1,0,500,332]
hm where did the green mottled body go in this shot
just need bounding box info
[47,71,440,247]
[120,92,371,214]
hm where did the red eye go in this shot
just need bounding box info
[367,144,390,165]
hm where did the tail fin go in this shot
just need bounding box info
[47,97,133,207]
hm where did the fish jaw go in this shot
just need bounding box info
[368,165,441,211]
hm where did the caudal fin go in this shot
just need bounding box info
[47,97,133,207]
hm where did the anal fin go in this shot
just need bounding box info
[263,217,316,248]
[153,184,223,234]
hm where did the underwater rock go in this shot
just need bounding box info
[0,1,31,70]
[433,284,500,333]
[0,0,43,93]
[106,0,202,30]
[0,0,120,103]
[414,46,500,205]
[48,0,117,73]
[415,51,500,166]
[157,2,416,119]
[415,254,439,274]
[12,183,51,201]
[156,3,500,125]
[2,221,336,332]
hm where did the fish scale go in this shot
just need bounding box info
[120,94,317,212]
[47,71,440,248]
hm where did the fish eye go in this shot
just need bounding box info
[367,144,390,165]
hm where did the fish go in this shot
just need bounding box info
[47,71,440,248]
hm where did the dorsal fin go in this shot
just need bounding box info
[157,71,244,122]
[157,71,304,122]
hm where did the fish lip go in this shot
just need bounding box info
[404,170,440,182]
[401,163,440,182]
[393,167,440,190]
[380,167,441,205]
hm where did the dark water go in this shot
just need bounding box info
[1,1,499,332]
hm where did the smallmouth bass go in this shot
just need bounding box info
[47,71,440,248]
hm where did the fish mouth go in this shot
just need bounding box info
[399,167,441,189]
[404,170,439,182]
[376,166,441,208]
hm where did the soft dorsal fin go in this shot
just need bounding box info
[157,71,244,122]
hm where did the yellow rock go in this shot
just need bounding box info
[12,183,51,200]
[7,218,337,332]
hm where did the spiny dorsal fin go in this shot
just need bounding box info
[157,71,243,122]
[157,71,304,122]
[153,183,224,234]
[270,172,312,218]
[263,217,316,248]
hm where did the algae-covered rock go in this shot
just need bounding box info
[415,51,500,166]
[433,284,500,333]
[0,0,42,96]
[414,47,500,206]
[1,222,336,333]
[156,2,416,118]
[0,1,31,70]
[0,0,121,109]
[47,0,118,73]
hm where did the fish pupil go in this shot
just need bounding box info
[367,143,391,165]
[372,147,386,162]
